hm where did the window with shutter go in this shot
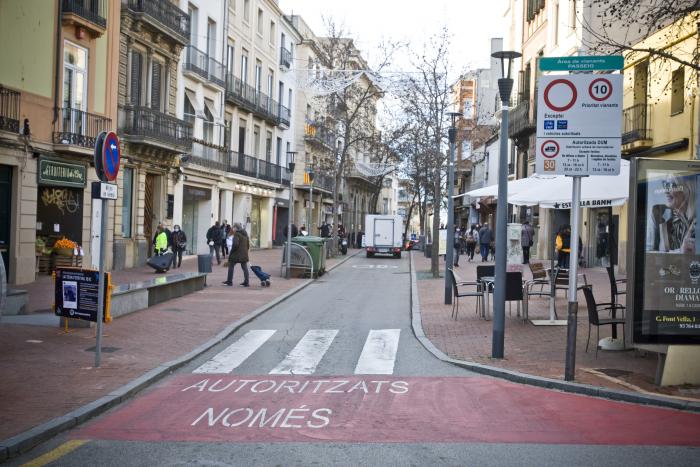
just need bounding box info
[131,51,143,106]
[151,62,162,111]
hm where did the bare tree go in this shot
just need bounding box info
[399,28,458,277]
[314,20,398,252]
[582,1,699,72]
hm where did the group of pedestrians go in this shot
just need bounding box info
[451,223,494,266]
[152,221,187,269]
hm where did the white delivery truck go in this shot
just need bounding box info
[364,214,403,258]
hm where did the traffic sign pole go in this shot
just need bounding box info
[564,176,582,381]
[95,195,108,368]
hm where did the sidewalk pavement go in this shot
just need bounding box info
[0,247,352,441]
[413,251,700,403]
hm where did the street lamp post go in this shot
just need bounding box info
[491,50,521,359]
[285,151,297,279]
[307,169,315,231]
[444,111,463,305]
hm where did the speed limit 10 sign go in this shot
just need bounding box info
[535,73,622,176]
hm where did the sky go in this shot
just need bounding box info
[279,0,508,72]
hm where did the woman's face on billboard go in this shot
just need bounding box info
[663,179,687,210]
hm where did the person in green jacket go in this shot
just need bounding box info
[154,226,168,255]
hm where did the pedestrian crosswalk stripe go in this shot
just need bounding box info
[269,329,338,375]
[354,329,401,374]
[193,330,276,374]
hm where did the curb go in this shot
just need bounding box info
[0,250,360,462]
[408,251,700,414]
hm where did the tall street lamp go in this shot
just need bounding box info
[285,151,297,279]
[444,111,463,305]
[307,167,315,231]
[491,50,521,359]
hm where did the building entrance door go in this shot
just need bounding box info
[250,196,261,248]
[0,165,12,278]
[144,174,156,246]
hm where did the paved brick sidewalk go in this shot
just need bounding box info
[0,248,351,440]
[413,251,700,402]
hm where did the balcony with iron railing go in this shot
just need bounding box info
[280,47,292,69]
[622,103,653,152]
[119,106,193,152]
[190,139,228,171]
[126,0,190,45]
[62,0,107,36]
[53,107,111,149]
[225,74,286,126]
[0,85,20,133]
[184,45,225,88]
[304,121,337,150]
[508,99,536,139]
[278,104,290,128]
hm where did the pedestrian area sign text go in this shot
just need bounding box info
[535,74,622,176]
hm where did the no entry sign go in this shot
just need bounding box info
[535,74,622,176]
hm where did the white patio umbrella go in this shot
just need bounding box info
[509,160,630,208]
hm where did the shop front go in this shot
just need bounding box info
[250,196,262,248]
[182,185,212,255]
[35,157,87,273]
[0,164,12,278]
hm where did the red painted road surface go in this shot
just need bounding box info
[80,376,700,445]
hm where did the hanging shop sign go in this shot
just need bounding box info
[54,268,111,323]
[629,158,700,345]
[535,74,622,176]
[37,157,86,188]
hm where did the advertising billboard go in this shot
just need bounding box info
[631,159,700,344]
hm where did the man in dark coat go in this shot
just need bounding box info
[206,221,223,265]
[521,220,535,264]
[223,222,250,287]
[478,223,493,262]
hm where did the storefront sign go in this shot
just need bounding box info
[630,159,700,344]
[535,74,622,176]
[54,268,111,323]
[37,158,86,188]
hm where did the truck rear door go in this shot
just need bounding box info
[374,218,394,250]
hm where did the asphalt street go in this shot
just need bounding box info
[11,254,700,466]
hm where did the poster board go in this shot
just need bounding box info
[629,159,700,345]
[54,268,111,323]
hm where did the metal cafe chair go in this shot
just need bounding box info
[448,268,483,319]
[582,285,626,358]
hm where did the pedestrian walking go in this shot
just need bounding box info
[478,223,492,262]
[453,228,463,267]
[465,224,478,261]
[521,220,535,264]
[171,225,187,268]
[284,223,298,238]
[206,220,224,265]
[221,220,230,257]
[320,221,330,238]
[222,222,250,287]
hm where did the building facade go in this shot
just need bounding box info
[0,0,120,284]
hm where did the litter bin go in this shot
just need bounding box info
[292,236,327,276]
[424,243,432,258]
[197,254,212,286]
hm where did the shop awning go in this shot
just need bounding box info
[455,160,630,209]
[456,174,558,199]
[510,160,630,208]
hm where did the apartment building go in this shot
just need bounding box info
[172,0,298,252]
[0,0,120,284]
[115,0,193,268]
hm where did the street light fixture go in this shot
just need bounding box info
[491,50,521,359]
[285,151,297,279]
[444,110,463,305]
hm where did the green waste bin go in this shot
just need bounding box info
[292,236,327,276]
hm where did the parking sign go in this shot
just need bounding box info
[535,74,622,176]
